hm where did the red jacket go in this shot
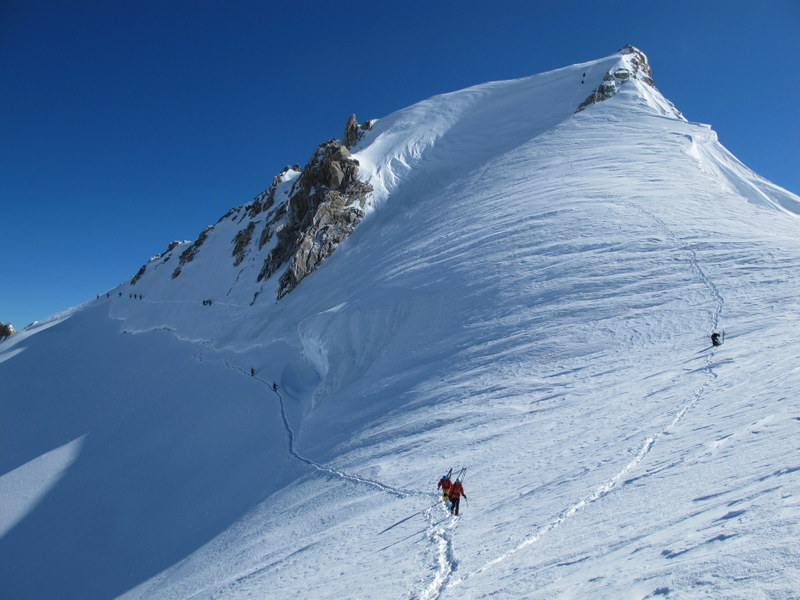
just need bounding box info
[448,481,465,499]
[438,478,452,491]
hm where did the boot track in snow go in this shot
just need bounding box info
[449,198,726,590]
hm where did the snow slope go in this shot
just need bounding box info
[2,48,799,599]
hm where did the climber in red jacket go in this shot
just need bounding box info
[448,479,466,515]
[437,474,452,502]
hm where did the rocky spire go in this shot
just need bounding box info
[342,114,375,149]
[576,45,655,112]
[258,135,373,298]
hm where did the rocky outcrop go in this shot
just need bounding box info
[258,205,286,250]
[276,180,370,298]
[577,45,654,112]
[247,165,300,220]
[158,241,182,263]
[232,222,256,266]
[130,264,147,286]
[0,322,16,340]
[131,115,373,299]
[258,135,373,298]
[619,44,654,84]
[342,114,375,149]
[172,226,213,279]
[131,241,182,285]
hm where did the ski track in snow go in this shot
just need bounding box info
[624,200,725,330]
[115,299,455,598]
[416,504,459,600]
[449,194,727,591]
[116,294,418,499]
[217,358,419,499]
[245,367,459,600]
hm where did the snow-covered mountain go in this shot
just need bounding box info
[2,46,799,599]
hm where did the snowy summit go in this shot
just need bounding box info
[1,46,799,599]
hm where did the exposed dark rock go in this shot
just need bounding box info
[172,226,213,278]
[577,45,654,112]
[218,206,242,223]
[258,137,373,297]
[342,114,375,149]
[158,241,181,264]
[619,44,654,85]
[130,264,147,285]
[232,221,257,266]
[0,322,16,340]
[133,115,372,298]
[277,181,371,299]
[248,167,296,219]
[258,204,287,250]
[131,241,182,285]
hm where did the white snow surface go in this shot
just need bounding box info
[2,49,799,599]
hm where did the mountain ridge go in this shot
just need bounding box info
[2,47,799,599]
[125,46,690,309]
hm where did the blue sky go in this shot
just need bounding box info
[1,0,798,329]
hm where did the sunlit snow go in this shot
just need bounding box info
[1,48,799,599]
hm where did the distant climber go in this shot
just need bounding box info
[250,368,256,376]
[711,331,724,346]
[437,473,452,502]
[272,382,279,392]
[448,479,466,515]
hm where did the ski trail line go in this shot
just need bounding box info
[222,360,419,498]
[416,504,459,600]
[450,199,725,590]
[116,295,420,499]
[269,385,414,498]
[452,366,718,588]
[624,201,725,329]
[174,359,434,600]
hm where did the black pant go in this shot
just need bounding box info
[450,496,461,515]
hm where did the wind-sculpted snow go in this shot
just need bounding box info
[2,47,800,599]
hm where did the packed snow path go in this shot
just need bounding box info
[265,376,415,498]
[259,373,466,599]
[228,356,464,599]
[418,505,460,600]
[195,350,419,500]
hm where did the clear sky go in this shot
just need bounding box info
[2,0,798,329]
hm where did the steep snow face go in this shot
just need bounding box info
[352,53,629,206]
[2,48,800,600]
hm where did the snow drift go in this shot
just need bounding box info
[2,46,799,599]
